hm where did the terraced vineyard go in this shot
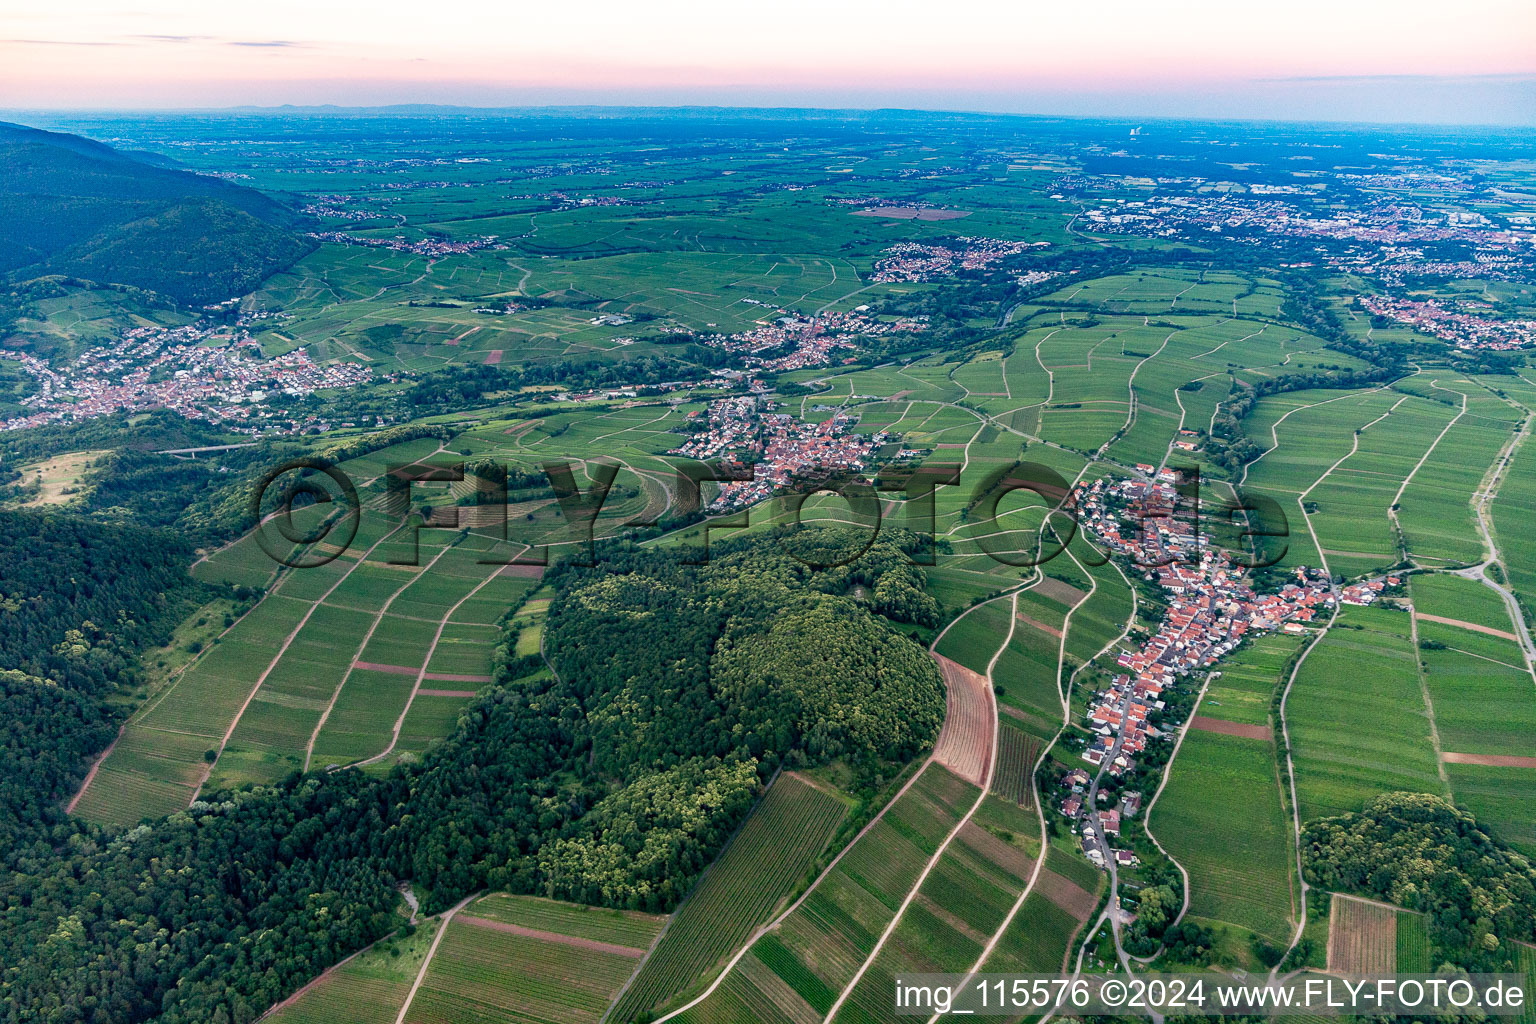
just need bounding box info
[1154,633,1303,945]
[991,720,1042,808]
[264,921,441,1024]
[404,900,661,1024]
[669,764,977,1024]
[1155,729,1297,944]
[1287,606,1447,820]
[1395,909,1433,973]
[1519,943,1536,1024]
[1327,895,1399,976]
[612,772,849,1021]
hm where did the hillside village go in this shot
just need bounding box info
[1061,475,1395,870]
[309,230,506,259]
[670,395,888,512]
[1,323,372,434]
[1361,294,1536,350]
[697,310,927,372]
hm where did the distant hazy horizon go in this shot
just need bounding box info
[5,0,1536,126]
[5,91,1536,133]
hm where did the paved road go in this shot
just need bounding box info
[1450,411,1536,670]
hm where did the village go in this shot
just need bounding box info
[669,395,888,512]
[0,323,373,434]
[508,191,644,210]
[1361,294,1535,350]
[872,237,1049,283]
[309,230,506,259]
[1069,180,1536,282]
[1058,474,1394,872]
[696,310,927,372]
[299,195,381,221]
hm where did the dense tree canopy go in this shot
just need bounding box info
[0,509,203,693]
[0,509,211,867]
[0,669,116,855]
[543,529,945,779]
[711,601,942,765]
[1302,791,1536,964]
[0,528,946,1024]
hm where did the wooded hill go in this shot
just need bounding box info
[0,529,944,1024]
[0,122,312,306]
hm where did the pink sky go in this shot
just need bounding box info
[4,1,1536,122]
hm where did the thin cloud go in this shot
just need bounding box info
[227,40,305,48]
[3,38,123,47]
[130,34,213,44]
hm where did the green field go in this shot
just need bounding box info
[1492,427,1536,619]
[1406,587,1536,854]
[612,773,848,1021]
[1155,634,1301,950]
[1518,943,1536,1024]
[1397,403,1512,565]
[466,893,667,949]
[1287,606,1447,822]
[671,765,976,1024]
[992,719,1042,807]
[1445,762,1536,858]
[1410,573,1520,633]
[833,810,1038,1024]
[405,896,663,1024]
[72,591,315,825]
[1242,389,1401,571]
[934,599,1013,677]
[1395,910,1433,972]
[980,845,1104,977]
[265,919,441,1024]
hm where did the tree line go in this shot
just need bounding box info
[0,527,945,1024]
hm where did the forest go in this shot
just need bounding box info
[0,122,313,306]
[1302,791,1536,970]
[0,529,945,1024]
[0,509,210,867]
[542,529,945,782]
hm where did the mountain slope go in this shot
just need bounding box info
[0,121,314,305]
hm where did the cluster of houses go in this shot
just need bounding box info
[871,238,1048,283]
[1377,255,1526,285]
[1338,173,1473,193]
[1015,269,1061,289]
[824,196,954,211]
[300,195,377,221]
[670,396,886,512]
[494,159,616,181]
[309,231,505,259]
[1070,182,1535,283]
[1059,768,1144,870]
[1361,294,1534,351]
[1056,475,1399,869]
[2,323,371,434]
[670,395,761,461]
[698,311,925,373]
[1081,191,1533,251]
[509,192,643,210]
[473,302,526,316]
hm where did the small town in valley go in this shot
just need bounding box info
[1361,294,1536,350]
[1,323,373,433]
[670,395,888,511]
[1061,476,1395,871]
